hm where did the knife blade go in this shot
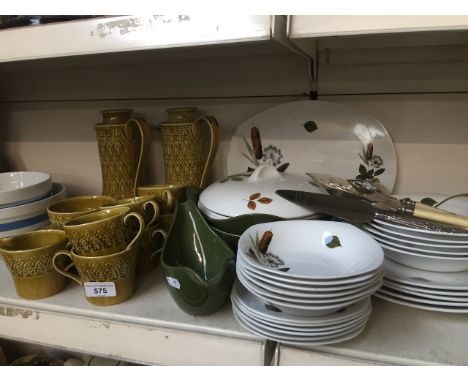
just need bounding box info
[275,189,468,232]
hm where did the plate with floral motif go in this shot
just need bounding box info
[237,220,384,280]
[227,100,397,192]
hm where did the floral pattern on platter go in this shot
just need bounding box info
[247,230,290,272]
[264,303,282,312]
[240,126,290,173]
[245,193,272,210]
[355,143,386,183]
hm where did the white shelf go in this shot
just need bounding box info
[275,298,468,366]
[0,15,289,64]
[0,261,267,365]
[288,16,468,38]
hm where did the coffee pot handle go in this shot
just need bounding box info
[126,118,151,197]
[192,116,219,188]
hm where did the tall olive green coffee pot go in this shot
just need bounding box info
[158,107,219,188]
[95,109,151,200]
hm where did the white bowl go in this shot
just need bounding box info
[0,183,66,238]
[238,220,384,279]
[0,172,52,207]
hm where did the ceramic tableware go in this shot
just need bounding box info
[377,285,468,307]
[137,184,187,214]
[0,183,66,238]
[53,245,137,306]
[47,195,115,229]
[199,164,325,219]
[100,195,160,228]
[379,241,468,272]
[161,199,236,315]
[95,110,151,200]
[0,171,52,208]
[0,230,68,299]
[362,223,468,250]
[383,279,468,302]
[231,279,372,326]
[374,290,468,314]
[159,108,219,188]
[238,220,384,279]
[136,226,167,275]
[227,100,396,191]
[382,257,468,290]
[62,207,145,257]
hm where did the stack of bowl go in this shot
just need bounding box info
[0,172,66,238]
[233,220,384,345]
[360,194,468,312]
[198,164,327,249]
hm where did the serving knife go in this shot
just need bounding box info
[275,189,468,231]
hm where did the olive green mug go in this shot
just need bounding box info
[47,195,116,229]
[137,185,187,214]
[53,245,137,306]
[62,207,145,257]
[0,230,69,299]
[99,195,160,228]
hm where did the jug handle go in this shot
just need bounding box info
[126,118,151,197]
[192,116,219,188]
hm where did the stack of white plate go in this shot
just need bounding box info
[233,220,384,345]
[375,258,468,313]
[361,194,468,273]
[361,219,468,272]
[231,280,373,346]
[0,172,66,238]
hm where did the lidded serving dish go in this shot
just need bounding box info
[199,164,324,220]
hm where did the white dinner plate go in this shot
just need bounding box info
[383,277,468,296]
[374,291,468,314]
[362,224,468,251]
[383,258,468,290]
[380,242,468,272]
[231,279,372,326]
[383,280,468,302]
[238,220,384,279]
[233,298,371,333]
[233,309,367,345]
[233,303,370,338]
[373,218,468,241]
[227,100,396,191]
[377,286,468,307]
[367,221,468,245]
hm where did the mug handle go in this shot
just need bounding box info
[143,200,160,228]
[52,250,82,285]
[124,212,145,249]
[163,189,175,212]
[149,228,168,260]
[126,118,151,197]
[192,116,219,188]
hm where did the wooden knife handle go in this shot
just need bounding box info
[413,202,468,229]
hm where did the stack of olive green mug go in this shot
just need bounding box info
[49,195,167,306]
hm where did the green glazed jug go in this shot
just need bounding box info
[161,198,236,316]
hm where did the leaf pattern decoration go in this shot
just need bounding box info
[304,120,318,133]
[250,193,261,200]
[276,162,289,172]
[278,267,290,272]
[245,193,273,210]
[324,235,342,249]
[265,303,282,313]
